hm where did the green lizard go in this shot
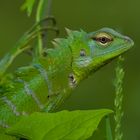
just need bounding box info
[0,24,133,136]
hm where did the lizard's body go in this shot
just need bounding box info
[0,28,134,133]
[0,38,72,132]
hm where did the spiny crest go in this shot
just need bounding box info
[51,28,87,48]
[51,38,64,48]
[51,41,58,48]
[65,28,86,37]
[51,38,69,48]
[65,28,87,43]
[65,28,73,36]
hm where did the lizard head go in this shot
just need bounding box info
[66,27,134,82]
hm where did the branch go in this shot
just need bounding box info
[36,0,52,21]
[34,0,52,60]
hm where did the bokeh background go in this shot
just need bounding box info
[0,0,139,140]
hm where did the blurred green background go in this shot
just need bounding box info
[0,0,139,139]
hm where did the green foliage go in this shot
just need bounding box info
[7,109,112,140]
[114,56,125,140]
[0,133,17,140]
[21,0,36,16]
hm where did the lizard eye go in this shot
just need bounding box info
[92,32,113,46]
[97,37,110,44]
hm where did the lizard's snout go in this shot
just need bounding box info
[124,36,134,46]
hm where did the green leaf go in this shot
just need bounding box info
[0,133,17,140]
[21,0,36,16]
[7,109,112,140]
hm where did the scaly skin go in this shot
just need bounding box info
[0,28,134,133]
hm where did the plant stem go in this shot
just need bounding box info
[114,56,125,140]
[35,0,52,60]
[106,116,113,140]
[36,0,52,21]
[46,0,52,16]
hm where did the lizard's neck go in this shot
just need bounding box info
[39,38,73,72]
[38,38,75,90]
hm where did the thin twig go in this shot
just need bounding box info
[42,0,53,48]
[47,0,52,16]
[34,0,53,61]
